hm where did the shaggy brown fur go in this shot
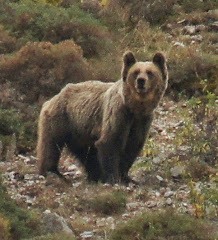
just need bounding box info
[37,51,168,184]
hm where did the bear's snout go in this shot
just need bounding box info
[136,78,147,93]
[137,78,146,88]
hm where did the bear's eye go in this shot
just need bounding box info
[134,70,140,77]
[147,70,154,77]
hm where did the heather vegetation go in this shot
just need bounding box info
[0,0,217,239]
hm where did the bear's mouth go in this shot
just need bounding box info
[136,88,147,94]
[136,85,147,94]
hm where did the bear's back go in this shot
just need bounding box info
[63,80,115,141]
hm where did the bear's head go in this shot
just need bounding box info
[122,51,168,103]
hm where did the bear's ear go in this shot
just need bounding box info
[153,52,168,82]
[122,51,136,81]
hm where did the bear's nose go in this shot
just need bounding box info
[137,78,146,88]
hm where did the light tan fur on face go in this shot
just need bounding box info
[127,62,162,101]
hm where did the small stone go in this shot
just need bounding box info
[210,21,218,30]
[170,166,185,178]
[155,191,161,197]
[106,217,115,229]
[122,213,131,218]
[156,175,164,182]
[173,41,185,48]
[177,19,186,24]
[166,198,173,205]
[127,202,139,210]
[160,188,166,195]
[80,231,94,239]
[96,218,106,227]
[42,212,73,234]
[190,35,203,42]
[164,191,174,198]
[44,209,51,214]
[147,201,157,208]
[153,157,161,164]
[183,25,196,35]
[63,171,74,176]
[68,164,78,171]
[38,175,45,180]
[195,24,206,32]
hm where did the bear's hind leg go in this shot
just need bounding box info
[84,147,101,182]
[71,146,101,182]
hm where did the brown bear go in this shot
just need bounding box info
[37,51,168,184]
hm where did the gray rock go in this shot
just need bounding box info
[170,166,185,178]
[80,231,94,239]
[156,175,164,182]
[147,201,157,208]
[166,198,173,205]
[210,21,218,30]
[153,157,161,164]
[164,191,174,198]
[183,26,196,35]
[191,35,203,42]
[42,211,74,235]
[173,41,185,48]
[195,24,206,32]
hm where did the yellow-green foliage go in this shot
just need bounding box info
[0,0,111,57]
[177,92,217,166]
[35,0,63,6]
[82,190,127,215]
[31,233,76,240]
[110,209,215,240]
[0,177,41,240]
[179,0,217,12]
[0,213,10,240]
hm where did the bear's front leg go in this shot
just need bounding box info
[96,139,121,184]
[120,115,153,184]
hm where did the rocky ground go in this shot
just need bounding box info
[0,98,217,239]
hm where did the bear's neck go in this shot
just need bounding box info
[122,82,160,116]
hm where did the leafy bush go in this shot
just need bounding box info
[0,213,11,240]
[110,209,215,240]
[82,190,127,215]
[1,0,111,57]
[0,177,41,240]
[0,107,38,157]
[176,92,217,169]
[168,48,218,97]
[105,0,176,26]
[0,40,91,154]
[30,233,76,240]
[0,41,90,103]
[0,28,17,54]
[179,0,217,13]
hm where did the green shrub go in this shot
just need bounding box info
[1,0,111,57]
[0,213,11,240]
[83,190,127,215]
[30,233,76,240]
[0,107,38,158]
[0,177,41,240]
[179,0,217,13]
[176,92,217,168]
[105,0,176,26]
[0,28,17,54]
[168,48,218,97]
[110,209,215,240]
